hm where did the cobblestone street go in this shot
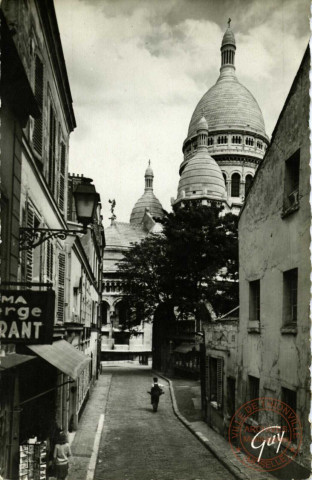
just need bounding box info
[94,367,235,480]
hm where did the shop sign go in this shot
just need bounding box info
[0,290,55,344]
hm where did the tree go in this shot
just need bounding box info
[117,202,238,329]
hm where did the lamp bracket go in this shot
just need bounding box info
[19,227,86,250]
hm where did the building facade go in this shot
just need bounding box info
[237,47,310,472]
[102,164,163,364]
[0,2,104,478]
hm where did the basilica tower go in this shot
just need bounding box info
[130,161,164,224]
[177,20,269,213]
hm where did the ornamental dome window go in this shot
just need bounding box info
[231,173,240,197]
[257,141,263,149]
[218,135,228,144]
[208,137,214,146]
[232,135,242,144]
[245,137,254,146]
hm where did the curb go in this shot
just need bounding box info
[85,373,113,480]
[153,371,251,480]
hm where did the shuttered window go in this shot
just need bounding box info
[48,104,56,194]
[58,142,66,212]
[216,358,223,408]
[33,56,44,155]
[57,252,66,322]
[46,240,54,283]
[25,203,34,283]
[209,357,223,409]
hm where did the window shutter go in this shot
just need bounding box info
[48,106,56,194]
[216,358,224,408]
[26,203,34,283]
[205,356,210,400]
[59,143,66,212]
[33,56,43,155]
[46,240,54,283]
[57,252,66,322]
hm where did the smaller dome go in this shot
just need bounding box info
[130,161,164,225]
[130,191,163,224]
[197,116,208,131]
[222,26,235,47]
[177,149,226,202]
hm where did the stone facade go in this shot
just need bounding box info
[202,315,238,436]
[102,215,156,365]
[237,47,310,470]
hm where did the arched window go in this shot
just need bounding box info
[222,173,227,185]
[245,175,253,195]
[102,301,109,325]
[115,301,129,326]
[231,173,240,197]
[218,136,228,144]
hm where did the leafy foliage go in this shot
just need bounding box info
[117,203,238,328]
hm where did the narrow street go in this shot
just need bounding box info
[94,367,235,480]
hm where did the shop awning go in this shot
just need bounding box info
[0,353,35,370]
[27,340,91,380]
[174,343,196,354]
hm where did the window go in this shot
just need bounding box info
[283,269,298,325]
[284,150,300,213]
[209,357,223,408]
[48,104,56,194]
[232,136,242,144]
[222,173,227,185]
[245,175,253,195]
[32,55,43,155]
[248,375,260,420]
[58,142,66,213]
[227,377,236,418]
[249,280,260,321]
[57,252,66,323]
[281,388,296,440]
[231,173,240,197]
[208,137,214,146]
[24,203,34,283]
[218,136,227,144]
[245,137,254,146]
[46,239,54,283]
[0,197,8,281]
[102,302,109,326]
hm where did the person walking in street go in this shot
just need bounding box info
[148,377,164,412]
[53,431,72,480]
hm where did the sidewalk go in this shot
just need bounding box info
[67,373,112,480]
[155,372,275,480]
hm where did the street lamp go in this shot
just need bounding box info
[19,182,99,250]
[74,182,99,229]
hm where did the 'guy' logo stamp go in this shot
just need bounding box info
[228,397,302,472]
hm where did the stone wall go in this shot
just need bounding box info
[237,47,310,468]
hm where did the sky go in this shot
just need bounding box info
[54,0,310,225]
